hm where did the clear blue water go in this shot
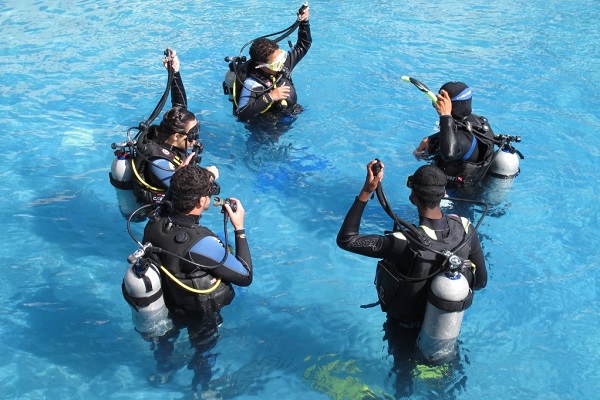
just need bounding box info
[1,0,599,399]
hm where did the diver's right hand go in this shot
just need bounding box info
[270,83,291,101]
[225,198,245,231]
[414,137,431,159]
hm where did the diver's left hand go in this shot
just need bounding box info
[298,6,310,22]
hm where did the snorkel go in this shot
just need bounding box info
[401,76,438,104]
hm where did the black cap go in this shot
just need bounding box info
[440,81,472,119]
[411,165,446,201]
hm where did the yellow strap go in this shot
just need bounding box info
[233,79,239,108]
[131,155,180,192]
[419,225,437,239]
[259,77,277,114]
[160,265,221,294]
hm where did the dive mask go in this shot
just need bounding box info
[186,124,200,142]
[256,50,287,72]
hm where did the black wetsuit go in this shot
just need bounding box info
[235,20,312,122]
[336,197,487,322]
[428,114,496,187]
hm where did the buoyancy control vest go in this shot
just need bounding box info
[436,116,496,187]
[225,58,298,118]
[132,126,185,204]
[375,215,472,323]
[144,216,235,318]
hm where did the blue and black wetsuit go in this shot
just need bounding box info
[143,213,252,316]
[143,212,252,392]
[132,71,194,204]
[236,20,312,122]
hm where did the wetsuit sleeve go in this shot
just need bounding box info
[149,158,177,188]
[188,235,253,287]
[235,78,272,122]
[171,71,188,108]
[467,224,487,290]
[336,197,408,258]
[287,21,312,70]
[438,115,476,162]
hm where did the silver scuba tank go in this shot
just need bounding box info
[417,256,473,362]
[122,257,173,338]
[110,151,133,186]
[488,148,520,179]
[109,146,139,218]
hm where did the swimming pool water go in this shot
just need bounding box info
[1,0,599,399]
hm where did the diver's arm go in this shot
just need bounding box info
[467,225,487,289]
[287,20,312,69]
[336,198,404,258]
[438,116,475,161]
[236,78,272,121]
[189,237,252,286]
[171,71,188,108]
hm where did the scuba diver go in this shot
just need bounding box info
[337,160,488,393]
[223,3,311,125]
[414,81,512,189]
[109,49,217,219]
[122,164,252,397]
[132,50,218,205]
[336,160,487,324]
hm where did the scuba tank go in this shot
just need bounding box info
[122,245,173,337]
[482,134,524,205]
[488,148,520,178]
[109,140,139,219]
[417,254,473,362]
[110,147,133,188]
[488,134,523,179]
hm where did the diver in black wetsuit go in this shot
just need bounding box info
[336,160,487,398]
[143,164,252,397]
[337,160,487,324]
[235,6,311,124]
[132,49,218,205]
[414,82,496,188]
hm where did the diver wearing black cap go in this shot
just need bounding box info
[336,160,487,324]
[414,82,496,188]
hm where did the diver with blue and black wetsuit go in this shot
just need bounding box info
[234,5,311,123]
[132,49,218,205]
[141,164,252,395]
[414,82,496,188]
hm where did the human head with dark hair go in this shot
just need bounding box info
[439,81,472,120]
[409,165,447,209]
[170,164,214,214]
[156,106,199,148]
[249,38,280,64]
